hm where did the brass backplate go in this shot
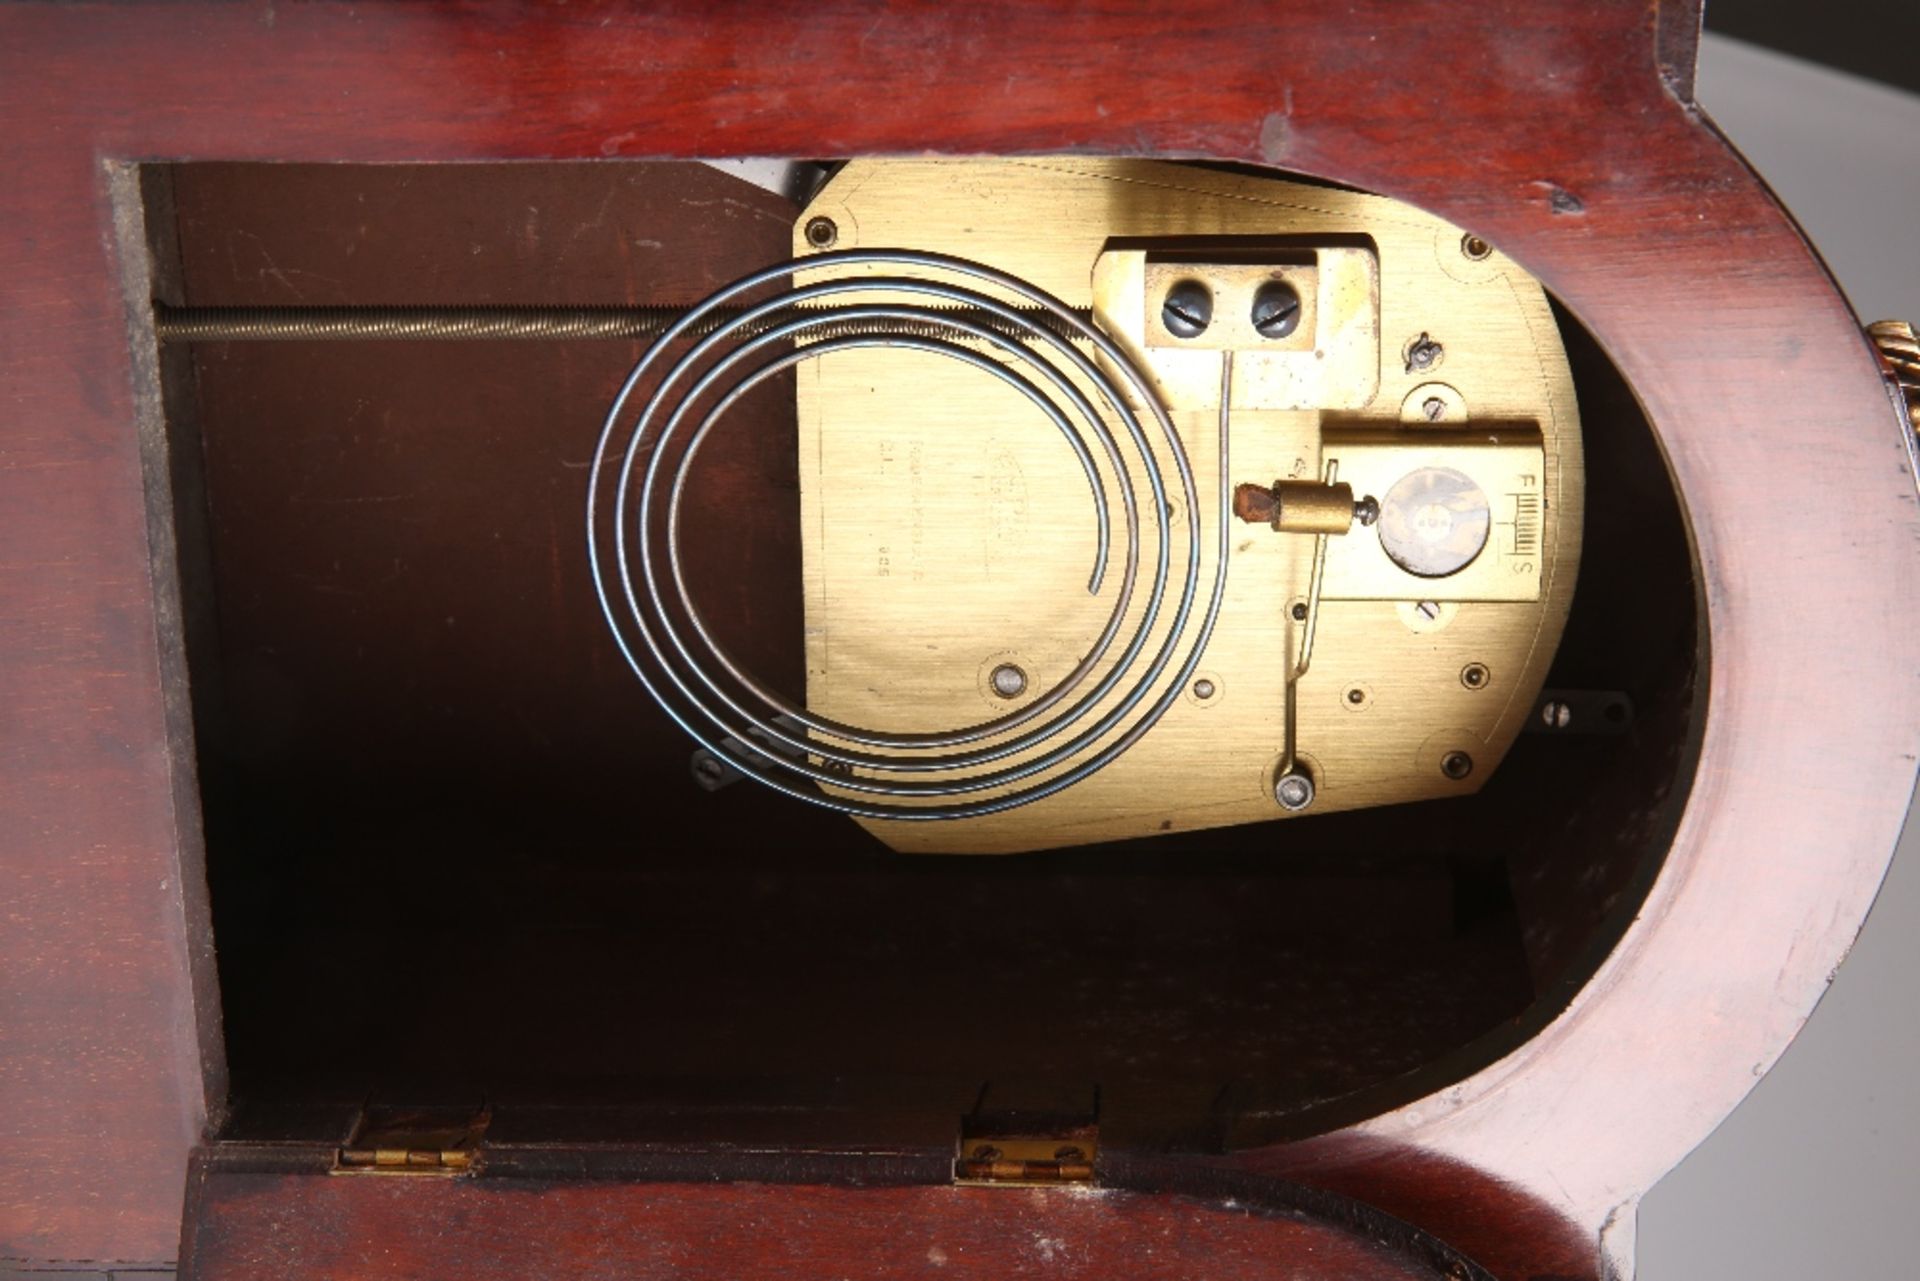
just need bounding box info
[794,159,1582,854]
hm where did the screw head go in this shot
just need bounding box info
[1250,279,1303,339]
[691,753,732,792]
[1414,600,1442,620]
[990,663,1028,699]
[803,216,838,249]
[1541,700,1572,729]
[1274,770,1316,811]
[1161,279,1213,338]
[1405,332,1444,373]
[1440,751,1474,780]
[1291,601,1309,622]
[1192,678,1217,700]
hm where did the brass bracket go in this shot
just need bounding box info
[1319,423,1548,602]
[1093,241,1381,411]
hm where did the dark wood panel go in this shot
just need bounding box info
[168,162,804,791]
[178,1159,1481,1281]
[0,115,212,1277]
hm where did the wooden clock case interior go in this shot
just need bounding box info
[143,158,1702,1155]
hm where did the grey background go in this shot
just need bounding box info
[1638,34,1920,1281]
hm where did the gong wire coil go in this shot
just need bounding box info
[152,301,1094,344]
[587,247,1229,821]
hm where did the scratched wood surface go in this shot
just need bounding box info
[2,2,1917,1277]
[177,1161,1482,1281]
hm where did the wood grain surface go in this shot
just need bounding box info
[178,1159,1485,1281]
[3,1,1916,1277]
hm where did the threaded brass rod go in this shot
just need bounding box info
[151,302,1095,344]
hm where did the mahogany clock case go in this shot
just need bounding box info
[6,5,1917,1278]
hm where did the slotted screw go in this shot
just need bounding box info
[1162,279,1213,338]
[1251,280,1303,339]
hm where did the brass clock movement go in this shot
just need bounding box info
[588,159,1582,853]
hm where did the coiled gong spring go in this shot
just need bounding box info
[586,248,1227,821]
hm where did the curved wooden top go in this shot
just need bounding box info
[1,1,1915,1272]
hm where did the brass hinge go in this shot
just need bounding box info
[955,1125,1098,1187]
[336,1145,474,1174]
[1870,320,1920,449]
[334,1104,488,1177]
